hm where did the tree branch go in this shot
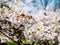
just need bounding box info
[0,30,17,43]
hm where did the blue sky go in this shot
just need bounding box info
[3,0,60,14]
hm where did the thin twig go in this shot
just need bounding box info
[0,30,17,43]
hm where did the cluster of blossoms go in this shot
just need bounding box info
[0,1,60,45]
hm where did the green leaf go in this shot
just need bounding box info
[0,10,5,14]
[1,3,9,8]
[53,41,59,45]
[6,40,18,45]
[0,33,3,36]
[32,42,37,45]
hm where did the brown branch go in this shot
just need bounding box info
[0,30,17,43]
